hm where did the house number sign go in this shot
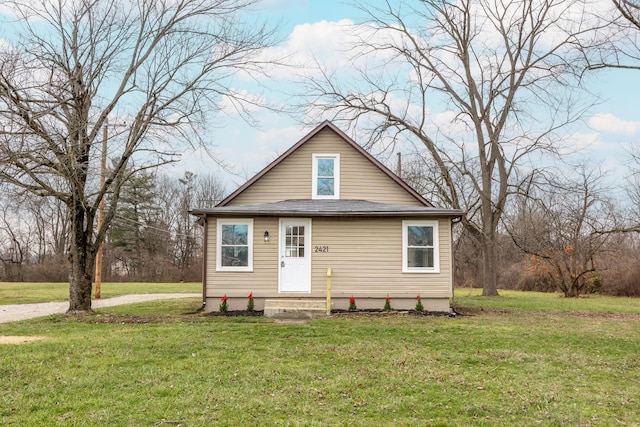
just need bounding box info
[314,245,329,253]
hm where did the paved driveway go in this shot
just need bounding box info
[0,293,199,324]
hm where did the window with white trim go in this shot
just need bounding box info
[312,153,340,199]
[217,219,253,271]
[402,220,439,273]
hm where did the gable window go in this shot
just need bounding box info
[217,219,253,271]
[402,220,439,273]
[312,153,340,199]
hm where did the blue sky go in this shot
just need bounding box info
[170,0,640,195]
[1,0,638,195]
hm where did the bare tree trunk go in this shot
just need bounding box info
[67,202,95,313]
[481,237,499,297]
[68,254,93,313]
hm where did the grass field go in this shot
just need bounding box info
[0,282,201,305]
[1,287,639,426]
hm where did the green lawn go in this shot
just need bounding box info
[1,291,639,426]
[0,282,201,305]
[454,288,640,314]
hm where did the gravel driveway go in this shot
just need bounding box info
[0,293,199,324]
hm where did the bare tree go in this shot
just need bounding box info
[0,0,276,313]
[195,172,227,208]
[613,0,640,28]
[0,203,30,281]
[101,170,224,282]
[24,191,69,263]
[0,185,69,261]
[174,172,197,278]
[506,165,618,297]
[584,0,640,70]
[303,0,600,296]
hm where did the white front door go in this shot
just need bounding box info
[279,219,311,293]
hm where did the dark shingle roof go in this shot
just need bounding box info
[191,199,462,218]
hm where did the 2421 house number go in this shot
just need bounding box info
[314,245,329,253]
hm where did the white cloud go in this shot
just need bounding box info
[589,113,640,135]
[254,18,406,82]
[0,4,19,17]
[286,20,352,60]
[251,19,354,80]
[0,38,10,53]
[561,131,601,154]
[431,110,475,137]
[216,89,266,116]
[205,123,306,187]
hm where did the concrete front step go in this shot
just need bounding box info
[264,298,328,320]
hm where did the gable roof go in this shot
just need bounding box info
[217,121,434,207]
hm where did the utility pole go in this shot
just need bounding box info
[94,119,108,299]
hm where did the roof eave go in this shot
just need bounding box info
[190,209,464,218]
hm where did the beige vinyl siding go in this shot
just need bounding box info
[309,217,453,298]
[205,217,279,298]
[230,128,423,206]
[205,215,453,300]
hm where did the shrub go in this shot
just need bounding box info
[600,260,640,297]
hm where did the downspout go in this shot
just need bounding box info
[450,218,455,312]
[197,215,208,312]
[450,216,462,316]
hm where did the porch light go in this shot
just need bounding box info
[264,230,270,242]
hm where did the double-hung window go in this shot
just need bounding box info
[217,219,253,271]
[402,220,439,273]
[312,154,340,199]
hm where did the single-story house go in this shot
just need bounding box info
[191,121,463,314]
